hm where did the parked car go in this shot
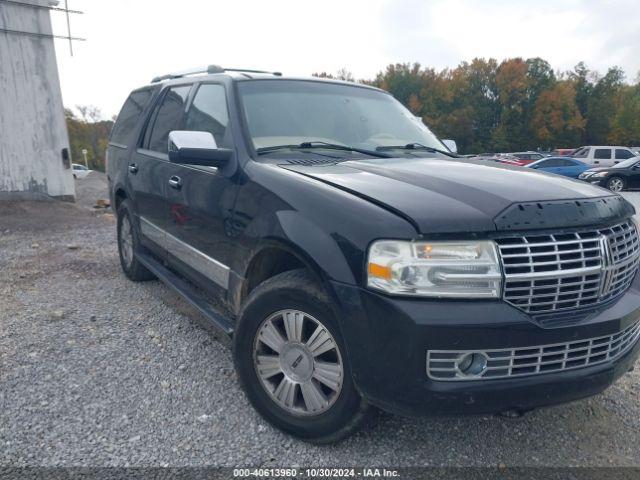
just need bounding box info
[511,151,546,165]
[72,163,91,179]
[578,156,640,191]
[527,157,590,178]
[570,146,638,167]
[107,65,640,443]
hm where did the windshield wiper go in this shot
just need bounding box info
[376,143,459,158]
[257,141,391,159]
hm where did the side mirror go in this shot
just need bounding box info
[442,139,458,154]
[168,131,232,167]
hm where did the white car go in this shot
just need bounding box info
[571,146,638,167]
[72,163,91,179]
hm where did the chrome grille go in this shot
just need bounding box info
[496,219,640,314]
[427,321,640,381]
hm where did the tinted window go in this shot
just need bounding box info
[110,89,153,145]
[184,84,230,147]
[557,159,574,166]
[615,149,634,160]
[542,159,562,167]
[594,148,611,159]
[146,86,191,153]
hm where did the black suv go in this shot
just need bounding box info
[107,65,640,443]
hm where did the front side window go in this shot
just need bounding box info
[237,80,447,153]
[146,85,191,153]
[594,148,611,159]
[184,84,230,147]
[615,149,634,160]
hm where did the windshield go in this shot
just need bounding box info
[614,157,640,169]
[237,80,447,153]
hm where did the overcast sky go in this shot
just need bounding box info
[51,0,640,119]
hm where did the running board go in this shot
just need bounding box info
[136,252,234,343]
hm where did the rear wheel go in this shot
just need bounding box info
[234,269,371,443]
[607,176,625,192]
[117,199,155,281]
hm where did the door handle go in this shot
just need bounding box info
[128,163,138,174]
[168,176,182,190]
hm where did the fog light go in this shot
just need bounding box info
[456,352,488,376]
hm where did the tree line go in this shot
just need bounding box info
[317,58,640,154]
[66,57,640,168]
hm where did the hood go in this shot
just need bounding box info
[282,157,632,234]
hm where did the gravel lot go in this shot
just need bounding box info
[2,174,640,467]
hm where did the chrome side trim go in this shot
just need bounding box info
[138,216,230,289]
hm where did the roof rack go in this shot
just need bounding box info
[151,65,282,83]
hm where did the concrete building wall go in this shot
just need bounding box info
[0,0,75,200]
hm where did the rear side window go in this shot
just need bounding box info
[110,89,153,146]
[615,149,634,160]
[184,84,230,147]
[594,148,611,159]
[543,159,562,167]
[146,85,192,153]
[573,147,589,158]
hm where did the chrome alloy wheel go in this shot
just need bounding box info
[120,216,134,268]
[253,309,344,416]
[608,177,624,192]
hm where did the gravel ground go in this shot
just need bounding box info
[2,177,640,467]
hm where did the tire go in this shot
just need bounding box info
[116,199,155,281]
[607,176,625,192]
[233,269,371,443]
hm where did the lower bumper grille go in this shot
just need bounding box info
[427,321,640,381]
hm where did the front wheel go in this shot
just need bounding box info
[233,269,371,443]
[607,176,625,192]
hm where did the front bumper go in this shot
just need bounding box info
[331,276,640,416]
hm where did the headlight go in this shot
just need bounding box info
[592,171,609,178]
[367,240,502,298]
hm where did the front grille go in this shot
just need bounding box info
[427,321,640,381]
[496,219,640,315]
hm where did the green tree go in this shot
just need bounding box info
[586,67,625,144]
[608,84,640,145]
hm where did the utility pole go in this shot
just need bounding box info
[81,148,88,168]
